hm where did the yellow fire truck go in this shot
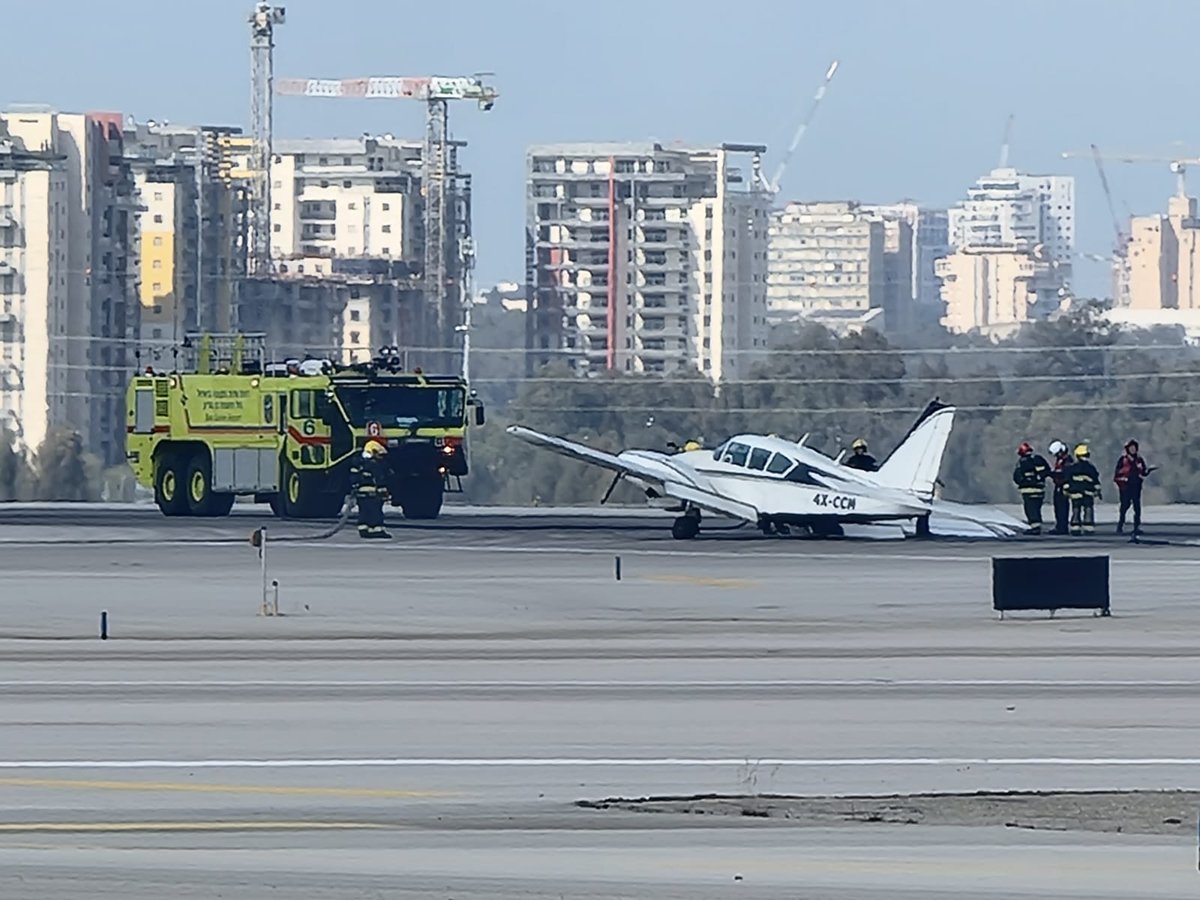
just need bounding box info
[125,334,484,519]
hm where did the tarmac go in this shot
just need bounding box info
[1,502,1199,898]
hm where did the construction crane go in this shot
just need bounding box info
[248,2,285,276]
[767,60,839,196]
[1062,149,1200,198]
[997,113,1014,168]
[275,75,498,349]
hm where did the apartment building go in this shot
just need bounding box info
[124,122,251,342]
[268,137,426,262]
[0,110,138,465]
[1125,194,1200,311]
[862,203,950,323]
[236,257,422,365]
[936,246,1058,337]
[0,134,68,454]
[949,167,1075,270]
[767,201,887,333]
[525,142,770,381]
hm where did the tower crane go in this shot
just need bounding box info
[1062,149,1200,199]
[275,74,498,350]
[767,59,839,196]
[997,113,1014,168]
[248,2,286,276]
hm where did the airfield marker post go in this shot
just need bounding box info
[615,555,622,581]
[99,610,108,640]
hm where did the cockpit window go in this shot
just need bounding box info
[711,440,729,461]
[748,447,771,471]
[721,442,750,466]
[766,452,793,475]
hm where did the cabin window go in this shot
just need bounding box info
[766,452,793,475]
[747,447,771,471]
[290,390,318,418]
[722,442,750,466]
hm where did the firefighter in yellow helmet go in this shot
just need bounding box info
[844,437,878,472]
[349,439,391,539]
[1064,443,1101,535]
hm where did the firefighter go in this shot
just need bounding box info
[844,438,878,472]
[349,440,392,539]
[1012,441,1050,534]
[1113,438,1152,535]
[1048,440,1073,535]
[1066,443,1101,535]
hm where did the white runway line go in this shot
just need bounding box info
[2,757,1200,770]
[3,679,1200,689]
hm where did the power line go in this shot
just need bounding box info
[507,401,1200,415]
[16,362,1200,387]
[8,332,1200,358]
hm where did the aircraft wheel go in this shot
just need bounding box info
[671,515,700,540]
[811,521,844,538]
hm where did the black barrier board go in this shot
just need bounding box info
[992,556,1110,616]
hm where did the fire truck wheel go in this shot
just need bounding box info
[154,451,188,517]
[185,452,217,517]
[400,478,444,520]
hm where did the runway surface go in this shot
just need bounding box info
[1,503,1199,897]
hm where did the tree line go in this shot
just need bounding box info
[464,305,1200,507]
[0,428,137,502]
[7,303,1197,508]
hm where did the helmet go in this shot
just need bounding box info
[364,440,387,457]
[852,438,868,452]
[1048,440,1067,456]
[1017,441,1033,456]
[1074,443,1090,459]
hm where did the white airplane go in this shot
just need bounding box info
[506,401,1027,540]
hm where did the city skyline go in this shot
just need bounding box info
[3,0,1200,299]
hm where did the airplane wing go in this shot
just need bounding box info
[505,426,760,523]
[928,499,1028,537]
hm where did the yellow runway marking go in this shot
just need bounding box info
[642,574,757,589]
[0,821,386,833]
[0,777,453,799]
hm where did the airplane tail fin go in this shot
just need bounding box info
[875,400,955,500]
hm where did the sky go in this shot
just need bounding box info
[3,0,1199,298]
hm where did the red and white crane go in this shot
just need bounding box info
[274,74,498,348]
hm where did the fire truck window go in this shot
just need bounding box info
[337,387,466,428]
[747,447,771,470]
[263,394,274,424]
[290,390,317,419]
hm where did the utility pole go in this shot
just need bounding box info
[248,2,285,276]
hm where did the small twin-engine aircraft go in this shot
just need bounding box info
[507,400,1026,540]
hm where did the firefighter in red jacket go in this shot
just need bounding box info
[1113,439,1152,535]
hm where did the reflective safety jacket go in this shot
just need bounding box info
[349,453,389,498]
[1113,453,1148,489]
[1051,453,1074,494]
[1012,454,1050,495]
[1065,459,1101,500]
